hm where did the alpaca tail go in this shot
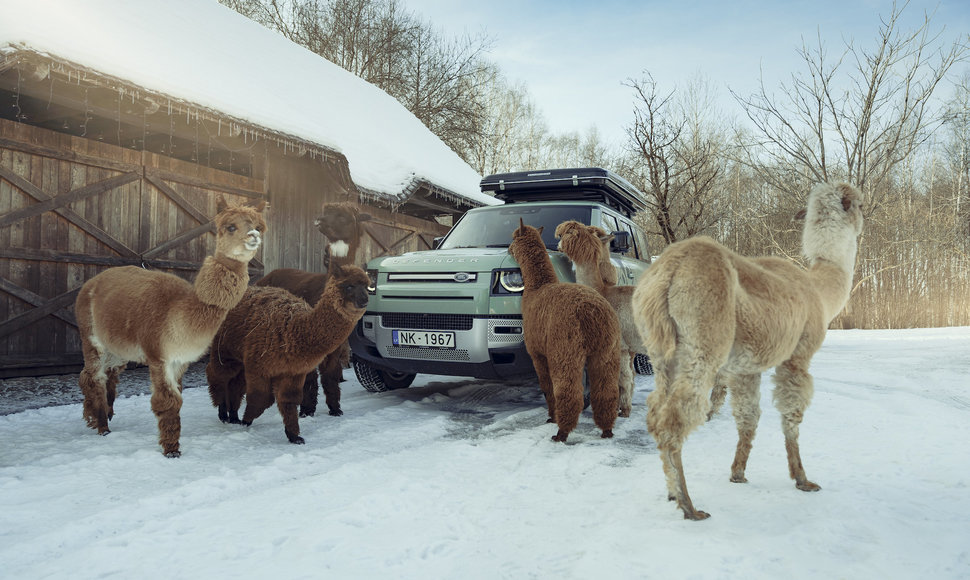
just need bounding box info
[632,258,680,365]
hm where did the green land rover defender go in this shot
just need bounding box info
[349,168,652,392]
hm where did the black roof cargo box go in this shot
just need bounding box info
[480,167,647,217]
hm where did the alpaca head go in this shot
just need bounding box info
[555,220,612,265]
[327,262,370,312]
[509,219,546,264]
[797,182,864,271]
[214,197,267,263]
[314,203,372,260]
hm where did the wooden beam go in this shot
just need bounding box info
[0,171,141,229]
[0,276,76,326]
[0,288,80,339]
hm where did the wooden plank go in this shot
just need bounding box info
[0,164,139,257]
[0,288,79,339]
[141,222,213,259]
[0,136,140,173]
[145,172,217,226]
[0,276,76,326]
[0,171,140,229]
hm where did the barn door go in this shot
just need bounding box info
[0,127,265,376]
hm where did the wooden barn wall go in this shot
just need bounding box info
[357,206,450,264]
[0,119,266,376]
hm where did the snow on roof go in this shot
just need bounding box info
[0,0,498,208]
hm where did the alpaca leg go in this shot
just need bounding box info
[707,380,727,421]
[617,351,635,418]
[79,366,111,435]
[316,347,346,417]
[773,360,820,492]
[665,445,710,521]
[225,371,246,424]
[727,373,762,483]
[531,353,556,424]
[207,358,243,423]
[275,376,305,444]
[587,349,620,438]
[240,376,274,426]
[149,362,183,458]
[299,370,320,418]
[105,364,123,421]
[549,361,585,442]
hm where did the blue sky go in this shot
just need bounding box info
[405,0,970,147]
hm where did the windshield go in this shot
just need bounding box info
[439,205,592,250]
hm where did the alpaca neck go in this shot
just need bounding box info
[518,248,558,290]
[809,259,854,323]
[573,259,606,293]
[328,239,359,268]
[288,284,363,358]
[193,255,250,311]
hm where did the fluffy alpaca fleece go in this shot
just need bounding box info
[631,182,863,520]
[74,197,267,457]
[508,220,621,442]
[207,263,370,444]
[255,202,372,417]
[556,220,640,417]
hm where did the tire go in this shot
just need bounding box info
[634,353,654,375]
[352,356,416,393]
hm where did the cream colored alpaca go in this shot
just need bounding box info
[632,182,863,520]
[75,198,266,457]
[555,220,639,417]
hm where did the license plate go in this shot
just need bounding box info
[392,330,455,349]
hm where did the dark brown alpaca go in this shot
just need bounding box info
[507,219,621,443]
[255,202,372,417]
[207,262,370,444]
[74,197,267,457]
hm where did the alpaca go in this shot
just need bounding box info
[207,262,370,444]
[74,197,267,457]
[556,220,641,417]
[631,182,864,520]
[508,219,621,442]
[255,202,372,417]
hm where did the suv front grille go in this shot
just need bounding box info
[381,313,474,331]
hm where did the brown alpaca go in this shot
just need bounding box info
[632,182,864,520]
[556,220,641,417]
[74,197,267,457]
[207,262,370,444]
[255,202,372,417]
[508,219,621,443]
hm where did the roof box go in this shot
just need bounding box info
[480,167,647,217]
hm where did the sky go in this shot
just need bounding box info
[1,326,968,578]
[405,0,970,148]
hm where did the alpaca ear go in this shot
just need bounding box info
[254,200,267,213]
[794,208,807,221]
[216,195,228,214]
[537,226,544,235]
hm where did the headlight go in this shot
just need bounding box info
[366,269,378,294]
[494,269,524,294]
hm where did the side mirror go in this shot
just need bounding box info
[433,236,445,249]
[610,231,631,254]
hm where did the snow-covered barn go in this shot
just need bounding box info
[0,0,497,376]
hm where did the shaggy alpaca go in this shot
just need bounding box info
[556,220,640,417]
[632,182,864,520]
[207,262,370,444]
[255,202,372,417]
[74,197,267,457]
[508,219,621,442]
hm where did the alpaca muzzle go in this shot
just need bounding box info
[245,229,262,251]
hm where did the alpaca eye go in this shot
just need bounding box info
[227,225,237,233]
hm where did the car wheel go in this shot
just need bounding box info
[634,353,654,375]
[352,357,416,393]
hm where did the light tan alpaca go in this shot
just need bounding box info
[508,219,621,443]
[74,197,267,457]
[555,220,639,417]
[632,182,863,520]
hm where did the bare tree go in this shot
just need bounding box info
[732,0,968,208]
[623,72,725,248]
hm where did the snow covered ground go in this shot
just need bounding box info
[1,327,968,579]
